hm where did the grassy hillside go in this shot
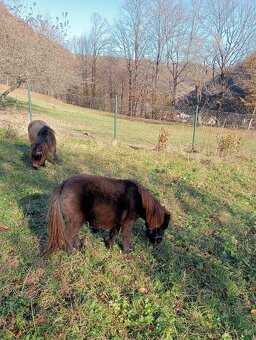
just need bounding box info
[1,85,256,157]
[0,90,255,339]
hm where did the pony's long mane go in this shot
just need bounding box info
[137,183,165,228]
[41,141,49,160]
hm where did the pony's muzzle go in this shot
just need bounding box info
[151,235,163,244]
[146,229,164,244]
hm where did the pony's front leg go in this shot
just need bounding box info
[121,220,134,253]
[106,225,120,250]
[73,235,82,250]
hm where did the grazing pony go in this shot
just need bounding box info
[28,120,57,168]
[44,174,170,255]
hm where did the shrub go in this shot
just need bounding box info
[217,134,242,156]
[155,127,169,151]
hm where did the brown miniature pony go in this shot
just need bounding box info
[44,174,170,255]
[28,120,57,168]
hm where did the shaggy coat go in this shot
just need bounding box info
[28,120,56,168]
[44,174,170,255]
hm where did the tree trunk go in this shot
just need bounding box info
[152,59,160,106]
[127,60,133,117]
[91,58,97,97]
[248,106,256,130]
[219,66,226,109]
[171,77,178,106]
[0,76,27,102]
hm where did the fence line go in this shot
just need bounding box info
[64,93,256,130]
[0,84,255,158]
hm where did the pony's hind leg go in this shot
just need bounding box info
[63,206,84,254]
[67,219,84,253]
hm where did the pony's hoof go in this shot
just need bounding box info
[104,239,113,250]
[123,247,133,253]
[68,247,77,255]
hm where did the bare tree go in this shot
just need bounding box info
[0,1,78,101]
[5,0,71,44]
[88,13,110,97]
[241,52,256,114]
[71,14,110,97]
[72,34,92,96]
[202,0,256,110]
[147,0,173,105]
[163,0,200,105]
[113,0,150,116]
[0,2,36,100]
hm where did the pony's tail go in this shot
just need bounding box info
[43,186,69,256]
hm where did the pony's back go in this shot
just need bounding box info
[28,120,49,144]
[28,120,56,168]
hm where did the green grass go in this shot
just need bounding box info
[1,84,256,157]
[0,92,256,339]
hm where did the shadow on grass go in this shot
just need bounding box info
[0,131,64,169]
[0,97,27,110]
[19,193,49,253]
[0,138,31,166]
[0,135,84,259]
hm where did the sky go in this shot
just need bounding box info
[32,0,124,37]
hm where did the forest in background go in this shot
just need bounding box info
[0,0,256,119]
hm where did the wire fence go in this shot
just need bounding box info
[1,84,256,159]
[60,92,256,157]
[65,92,256,128]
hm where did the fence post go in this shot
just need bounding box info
[27,82,32,122]
[192,104,199,152]
[114,95,118,140]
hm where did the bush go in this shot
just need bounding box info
[217,134,242,156]
[155,127,169,151]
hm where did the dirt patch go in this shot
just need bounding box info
[71,131,95,139]
[0,108,28,139]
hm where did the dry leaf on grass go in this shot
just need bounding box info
[138,287,149,295]
[248,287,256,292]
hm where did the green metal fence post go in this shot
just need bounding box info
[192,104,199,152]
[27,82,32,122]
[114,95,118,140]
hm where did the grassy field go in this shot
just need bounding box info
[1,85,256,157]
[0,90,256,339]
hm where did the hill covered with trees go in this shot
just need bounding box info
[1,0,256,118]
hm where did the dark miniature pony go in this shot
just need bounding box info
[28,120,57,168]
[44,174,170,255]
